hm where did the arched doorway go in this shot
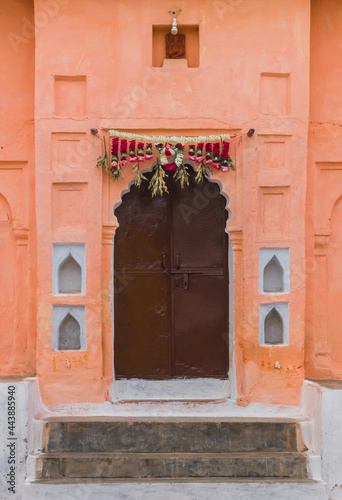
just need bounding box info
[113,165,229,379]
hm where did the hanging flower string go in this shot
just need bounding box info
[188,144,196,161]
[129,140,136,163]
[145,143,153,160]
[213,142,221,170]
[120,139,128,165]
[96,134,236,196]
[111,137,119,168]
[137,142,145,162]
[205,143,213,165]
[196,143,204,163]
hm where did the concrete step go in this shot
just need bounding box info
[44,420,304,454]
[35,451,308,480]
[22,480,328,500]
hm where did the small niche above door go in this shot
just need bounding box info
[52,243,86,295]
[152,25,199,68]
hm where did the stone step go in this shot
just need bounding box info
[35,451,308,480]
[23,479,326,500]
[44,420,304,454]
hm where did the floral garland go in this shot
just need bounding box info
[97,133,235,196]
[109,130,231,144]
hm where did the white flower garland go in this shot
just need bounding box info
[109,130,231,144]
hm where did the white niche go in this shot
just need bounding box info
[259,303,289,346]
[52,305,86,351]
[53,243,86,295]
[259,248,289,294]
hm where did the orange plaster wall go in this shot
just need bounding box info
[305,0,342,379]
[0,0,36,375]
[30,0,311,405]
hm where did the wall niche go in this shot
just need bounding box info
[59,254,82,294]
[58,313,81,350]
[259,248,290,294]
[152,25,199,68]
[264,307,283,344]
[259,303,289,346]
[52,305,86,351]
[263,255,284,293]
[53,243,86,295]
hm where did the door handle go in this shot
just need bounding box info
[176,253,180,269]
[162,253,166,269]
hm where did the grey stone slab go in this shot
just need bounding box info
[45,421,301,454]
[36,452,308,480]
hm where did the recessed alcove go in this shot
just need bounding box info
[263,255,284,293]
[52,305,86,351]
[259,303,289,346]
[259,248,290,294]
[264,307,284,344]
[52,243,86,295]
[58,313,81,350]
[58,254,82,294]
[152,25,199,68]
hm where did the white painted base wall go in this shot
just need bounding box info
[0,379,31,500]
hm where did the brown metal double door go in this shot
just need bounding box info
[114,168,228,379]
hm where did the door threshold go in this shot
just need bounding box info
[111,378,231,402]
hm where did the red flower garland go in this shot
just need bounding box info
[145,143,153,160]
[111,137,119,169]
[129,140,137,162]
[137,142,145,162]
[196,143,204,163]
[213,142,221,169]
[221,140,230,172]
[120,139,127,166]
[205,142,213,165]
[188,145,196,161]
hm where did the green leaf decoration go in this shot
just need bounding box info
[96,153,110,172]
[111,162,124,181]
[228,155,235,170]
[173,162,190,188]
[148,160,169,197]
[132,163,148,188]
[195,161,211,183]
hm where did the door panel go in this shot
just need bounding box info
[172,174,228,270]
[114,273,169,378]
[115,184,169,270]
[173,274,228,377]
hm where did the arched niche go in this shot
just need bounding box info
[58,253,82,294]
[58,313,81,350]
[0,194,16,358]
[264,307,284,345]
[52,244,86,295]
[263,255,284,293]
